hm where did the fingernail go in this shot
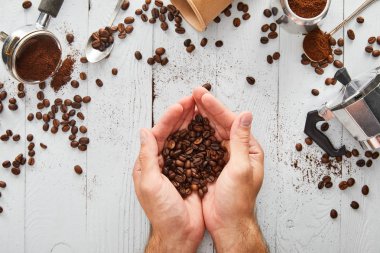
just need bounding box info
[240,112,253,127]
[140,129,147,144]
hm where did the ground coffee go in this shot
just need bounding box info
[303,28,332,62]
[51,56,75,92]
[288,0,327,19]
[15,35,61,82]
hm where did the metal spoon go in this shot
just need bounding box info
[85,0,126,63]
[304,0,378,62]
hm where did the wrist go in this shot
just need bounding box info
[145,229,199,253]
[211,216,267,253]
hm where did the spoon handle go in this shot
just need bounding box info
[330,0,378,36]
[108,0,127,27]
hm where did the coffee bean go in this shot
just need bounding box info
[305,137,313,145]
[364,151,373,158]
[329,37,337,46]
[80,72,87,80]
[215,40,223,47]
[372,50,380,57]
[183,39,191,47]
[155,47,166,56]
[95,79,103,87]
[366,159,372,167]
[311,89,319,96]
[233,18,241,27]
[318,181,324,189]
[315,67,324,75]
[66,33,74,44]
[0,181,6,188]
[368,36,376,44]
[338,38,344,47]
[295,143,302,152]
[317,122,329,132]
[352,149,359,157]
[346,178,355,187]
[175,27,186,34]
[330,209,338,219]
[325,181,333,188]
[270,23,277,32]
[83,96,91,103]
[334,48,343,55]
[372,152,379,160]
[365,46,374,53]
[22,1,32,9]
[273,52,280,60]
[202,83,212,91]
[200,38,208,47]
[260,37,269,44]
[356,16,364,24]
[186,44,195,53]
[2,160,11,168]
[347,29,355,40]
[267,55,273,64]
[111,68,118,76]
[246,76,255,85]
[261,24,270,32]
[242,13,251,20]
[74,165,83,175]
[339,181,348,190]
[333,60,344,69]
[12,134,20,142]
[350,201,359,209]
[121,1,129,10]
[268,31,278,39]
[356,159,365,167]
[263,9,272,18]
[361,185,369,195]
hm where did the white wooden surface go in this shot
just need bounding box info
[0,0,379,252]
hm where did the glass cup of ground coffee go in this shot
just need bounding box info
[270,0,331,34]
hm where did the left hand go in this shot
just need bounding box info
[133,96,205,253]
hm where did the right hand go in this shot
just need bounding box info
[192,87,266,252]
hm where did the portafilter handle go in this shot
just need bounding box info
[36,0,65,28]
[304,110,347,157]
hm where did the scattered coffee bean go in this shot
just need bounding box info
[263,9,272,18]
[246,76,256,85]
[366,159,372,167]
[273,52,280,60]
[338,38,344,47]
[356,159,365,167]
[311,89,319,96]
[330,209,338,219]
[66,33,74,44]
[347,29,355,40]
[347,178,355,187]
[305,137,313,145]
[333,60,344,69]
[325,181,333,188]
[361,185,369,195]
[350,201,359,209]
[215,40,223,47]
[79,72,87,80]
[372,50,380,57]
[267,55,273,64]
[260,37,269,44]
[321,122,329,132]
[318,181,324,189]
[233,18,241,27]
[295,143,302,152]
[356,16,364,24]
[372,152,379,159]
[352,149,359,157]
[339,181,348,190]
[202,83,212,91]
[22,0,32,9]
[0,181,6,188]
[242,13,251,20]
[112,68,118,75]
[96,79,103,87]
[74,165,83,175]
[121,0,130,10]
[200,38,208,47]
[365,45,374,53]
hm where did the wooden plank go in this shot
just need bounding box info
[340,0,380,252]
[22,0,89,252]
[0,1,29,253]
[276,0,345,252]
[86,0,152,252]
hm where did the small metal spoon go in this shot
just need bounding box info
[304,0,378,62]
[85,0,126,63]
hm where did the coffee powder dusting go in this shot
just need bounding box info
[51,56,75,92]
[303,28,332,62]
[288,0,327,18]
[15,35,61,82]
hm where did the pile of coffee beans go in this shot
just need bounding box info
[90,27,117,52]
[213,3,251,27]
[364,36,380,58]
[147,47,169,66]
[162,114,227,198]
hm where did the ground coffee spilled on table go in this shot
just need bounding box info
[162,114,227,198]
[15,35,61,82]
[51,56,75,92]
[288,0,327,19]
[303,28,332,62]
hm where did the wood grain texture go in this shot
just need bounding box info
[0,0,380,252]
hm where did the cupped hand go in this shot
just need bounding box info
[192,87,266,252]
[133,96,205,253]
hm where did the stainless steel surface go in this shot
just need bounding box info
[329,0,378,35]
[270,0,331,34]
[0,31,8,42]
[36,12,52,29]
[85,0,126,63]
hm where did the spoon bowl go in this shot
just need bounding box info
[85,36,113,63]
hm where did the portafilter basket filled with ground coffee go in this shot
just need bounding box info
[0,0,64,84]
[305,67,380,157]
[270,0,331,34]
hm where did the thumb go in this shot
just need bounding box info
[229,112,253,160]
[139,128,161,181]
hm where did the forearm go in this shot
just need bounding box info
[145,230,199,253]
[212,216,268,253]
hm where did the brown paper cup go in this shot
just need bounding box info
[171,0,233,31]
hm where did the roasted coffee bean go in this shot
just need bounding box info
[147,57,155,65]
[356,159,365,167]
[361,185,369,195]
[372,50,380,57]
[111,68,118,75]
[121,1,129,10]
[83,96,91,103]
[80,57,88,63]
[318,181,324,189]
[305,137,313,145]
[74,165,83,175]
[352,149,359,157]
[246,76,255,85]
[160,22,169,31]
[273,52,280,60]
[80,72,87,80]
[22,1,32,9]
[368,36,376,44]
[2,160,11,168]
[311,89,319,96]
[0,181,6,188]
[37,91,44,100]
[66,33,74,44]
[11,167,21,175]
[214,40,223,48]
[161,57,169,66]
[40,143,47,149]
[334,48,343,55]
[79,126,87,134]
[268,31,278,39]
[95,79,103,87]
[338,38,344,47]
[233,18,241,27]
[325,181,333,188]
[377,36,380,45]
[270,23,277,32]
[155,47,166,56]
[186,44,195,53]
[242,13,251,20]
[333,60,344,69]
[202,83,212,91]
[330,209,338,219]
[261,24,270,32]
[315,67,324,75]
[365,46,373,53]
[12,134,20,142]
[295,143,302,152]
[321,122,329,131]
[267,55,273,64]
[347,178,355,187]
[356,16,364,24]
[350,201,359,209]
[347,29,355,40]
[263,9,272,18]
[183,39,191,47]
[365,151,373,158]
[134,51,142,60]
[260,37,269,44]
[175,27,186,34]
[345,151,352,158]
[366,159,372,167]
[28,157,35,166]
[339,181,348,190]
[329,36,337,46]
[27,134,33,142]
[372,152,379,160]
